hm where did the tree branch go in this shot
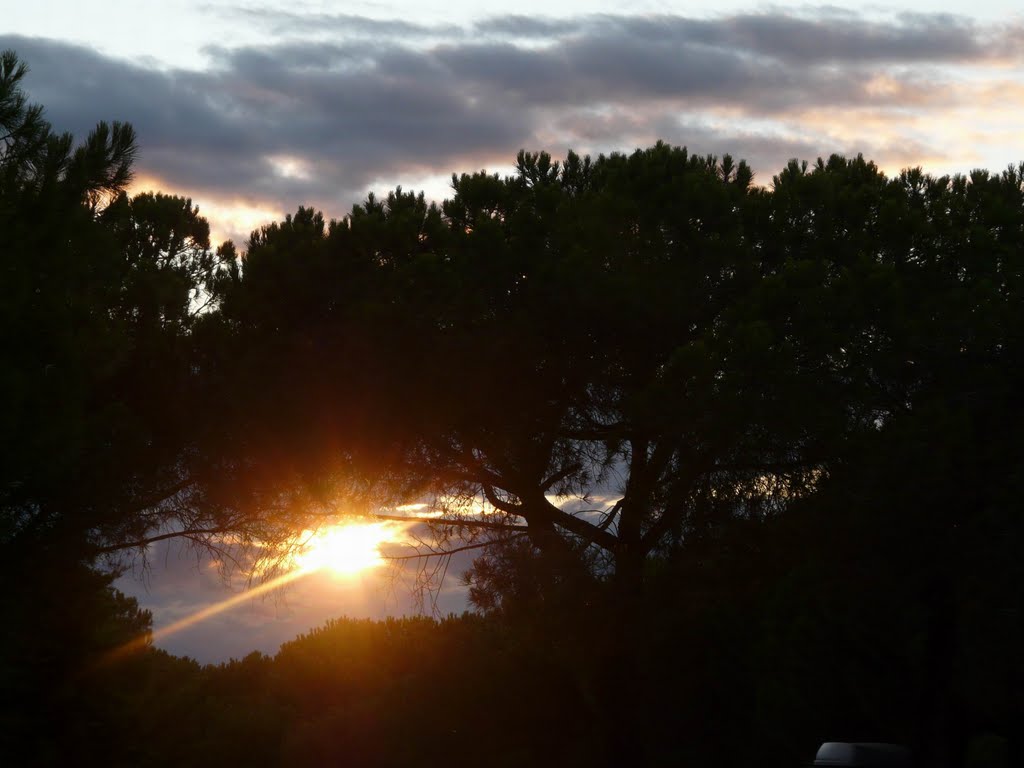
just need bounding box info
[481,484,520,514]
[93,525,235,554]
[371,512,530,532]
[540,462,582,492]
[527,495,620,552]
[384,535,526,561]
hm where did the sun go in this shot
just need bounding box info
[292,521,400,577]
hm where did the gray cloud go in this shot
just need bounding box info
[583,11,991,65]
[220,6,466,40]
[3,8,1016,243]
[226,7,1016,66]
[6,34,527,226]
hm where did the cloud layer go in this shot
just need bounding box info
[4,9,1022,243]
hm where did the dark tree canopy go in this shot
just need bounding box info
[205,150,1023,767]
[214,149,780,580]
[0,51,247,569]
[210,145,1024,600]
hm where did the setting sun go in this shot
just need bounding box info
[292,521,401,577]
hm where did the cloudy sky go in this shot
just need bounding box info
[6,1,1024,246]
[6,0,1023,660]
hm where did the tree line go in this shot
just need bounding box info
[1,50,1021,766]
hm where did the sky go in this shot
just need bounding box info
[5,0,1023,661]
[113,528,476,662]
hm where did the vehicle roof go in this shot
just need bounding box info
[813,742,913,767]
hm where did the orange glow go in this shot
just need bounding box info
[102,519,411,664]
[125,172,285,246]
[292,521,402,577]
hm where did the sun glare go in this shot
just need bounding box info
[292,521,399,577]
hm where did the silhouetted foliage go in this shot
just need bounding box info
[0,561,155,765]
[42,615,602,768]
[0,51,264,570]
[1,51,246,764]
[206,147,1023,767]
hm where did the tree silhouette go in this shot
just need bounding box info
[0,51,249,569]
[213,146,895,595]
[203,148,1024,765]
